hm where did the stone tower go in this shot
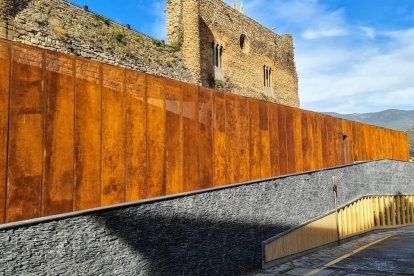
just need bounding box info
[167,0,202,85]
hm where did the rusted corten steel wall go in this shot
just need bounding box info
[0,39,409,224]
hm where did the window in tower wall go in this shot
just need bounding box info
[264,66,271,88]
[212,42,223,68]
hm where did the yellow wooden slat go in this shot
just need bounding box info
[360,199,365,231]
[402,196,406,225]
[338,209,343,238]
[385,196,390,226]
[394,196,401,225]
[352,202,357,234]
[375,197,380,227]
[411,196,414,224]
[380,196,386,227]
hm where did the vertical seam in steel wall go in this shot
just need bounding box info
[41,48,46,216]
[212,91,215,187]
[163,78,166,196]
[144,74,148,199]
[180,82,184,193]
[224,94,228,184]
[72,57,76,212]
[266,102,270,176]
[99,63,103,207]
[248,99,251,181]
[123,68,127,202]
[236,96,240,183]
[260,101,263,177]
[196,86,200,190]
[4,41,11,222]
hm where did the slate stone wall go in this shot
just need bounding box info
[1,160,413,275]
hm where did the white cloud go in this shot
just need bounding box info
[298,28,414,113]
[302,28,348,40]
[358,26,376,40]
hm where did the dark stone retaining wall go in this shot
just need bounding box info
[0,160,413,275]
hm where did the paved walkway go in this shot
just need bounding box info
[257,226,414,275]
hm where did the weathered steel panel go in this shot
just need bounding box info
[0,41,10,224]
[278,105,288,175]
[293,108,303,172]
[7,44,43,222]
[182,83,199,192]
[285,106,296,174]
[74,59,101,211]
[226,94,239,184]
[125,70,147,201]
[260,102,271,178]
[146,75,165,197]
[314,114,324,169]
[269,104,280,176]
[249,99,261,180]
[301,111,311,171]
[307,112,317,170]
[213,92,226,186]
[165,79,183,195]
[102,64,125,206]
[237,97,250,182]
[43,52,75,216]
[198,87,213,188]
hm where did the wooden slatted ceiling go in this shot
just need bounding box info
[0,39,410,224]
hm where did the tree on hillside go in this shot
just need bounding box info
[408,124,414,158]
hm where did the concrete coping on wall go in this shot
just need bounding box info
[0,159,409,231]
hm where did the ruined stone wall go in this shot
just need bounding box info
[167,0,300,107]
[0,0,196,83]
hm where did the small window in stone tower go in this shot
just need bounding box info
[240,34,246,49]
[264,66,271,87]
[212,42,223,68]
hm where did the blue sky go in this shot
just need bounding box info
[70,0,414,114]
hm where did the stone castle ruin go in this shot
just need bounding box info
[0,0,299,107]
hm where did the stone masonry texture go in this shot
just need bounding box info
[0,160,413,275]
[0,0,300,108]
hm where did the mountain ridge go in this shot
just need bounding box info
[323,109,414,131]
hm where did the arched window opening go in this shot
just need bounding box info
[264,65,271,88]
[212,42,223,68]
